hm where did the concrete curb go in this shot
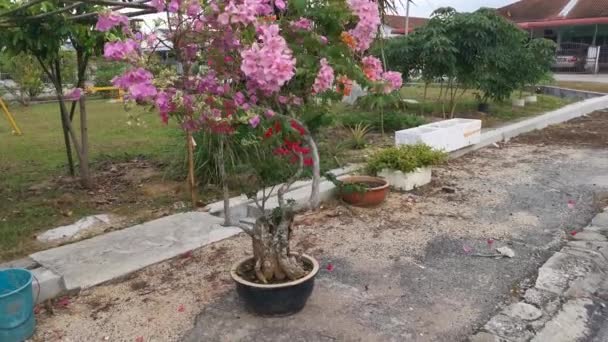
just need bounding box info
[538,85,607,101]
[452,95,608,158]
[470,208,608,341]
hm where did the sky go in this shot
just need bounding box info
[399,0,521,17]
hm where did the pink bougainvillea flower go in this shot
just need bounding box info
[240,24,296,94]
[312,58,334,94]
[570,230,578,236]
[319,35,328,45]
[381,71,403,93]
[168,0,180,13]
[265,109,276,118]
[129,83,158,100]
[567,200,576,209]
[150,0,165,11]
[326,263,334,272]
[275,0,286,10]
[249,115,261,128]
[186,0,201,16]
[55,296,70,308]
[290,17,313,31]
[65,88,83,101]
[346,0,380,52]
[177,304,185,312]
[362,56,383,81]
[103,39,139,61]
[95,11,129,32]
[112,67,157,101]
[463,245,473,255]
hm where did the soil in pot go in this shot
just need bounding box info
[340,176,389,206]
[231,254,319,316]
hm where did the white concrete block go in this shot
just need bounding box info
[395,118,482,152]
[378,167,431,191]
[37,214,118,243]
[31,212,240,290]
[31,267,65,303]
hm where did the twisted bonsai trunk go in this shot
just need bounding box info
[250,153,307,283]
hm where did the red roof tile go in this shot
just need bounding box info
[383,15,428,32]
[498,0,608,22]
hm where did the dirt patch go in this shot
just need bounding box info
[514,110,608,148]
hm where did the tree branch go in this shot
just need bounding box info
[277,153,304,208]
[235,222,254,236]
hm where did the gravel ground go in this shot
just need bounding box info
[31,139,608,341]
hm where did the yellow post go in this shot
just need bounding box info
[0,97,22,135]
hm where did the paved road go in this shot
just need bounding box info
[554,73,608,83]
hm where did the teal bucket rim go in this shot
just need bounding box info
[0,268,33,299]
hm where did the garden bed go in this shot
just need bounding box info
[513,110,608,148]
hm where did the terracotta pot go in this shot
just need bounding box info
[231,254,319,316]
[339,176,389,207]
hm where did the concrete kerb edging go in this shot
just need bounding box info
[471,208,608,341]
[23,96,608,304]
[451,95,608,158]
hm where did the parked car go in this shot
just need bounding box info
[552,43,588,72]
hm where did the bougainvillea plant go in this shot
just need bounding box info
[97,0,402,283]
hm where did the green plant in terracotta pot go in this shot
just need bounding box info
[366,144,446,191]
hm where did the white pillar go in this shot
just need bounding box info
[404,0,410,36]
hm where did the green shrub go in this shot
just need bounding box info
[339,111,426,132]
[347,123,371,149]
[94,60,127,87]
[366,144,446,175]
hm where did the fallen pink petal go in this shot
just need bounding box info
[177,304,185,312]
[326,263,334,272]
[567,200,576,209]
[570,230,578,236]
[463,245,473,254]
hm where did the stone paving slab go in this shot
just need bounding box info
[30,212,240,291]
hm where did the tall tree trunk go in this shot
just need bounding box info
[186,131,197,207]
[37,57,75,176]
[75,50,92,188]
[219,135,232,225]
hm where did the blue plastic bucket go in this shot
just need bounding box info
[0,268,35,342]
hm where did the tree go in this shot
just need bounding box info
[383,7,537,115]
[0,1,107,188]
[100,0,402,283]
[0,52,44,105]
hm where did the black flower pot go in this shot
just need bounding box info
[230,254,319,316]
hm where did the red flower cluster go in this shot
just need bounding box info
[265,119,312,166]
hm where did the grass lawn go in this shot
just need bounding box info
[554,81,608,94]
[401,85,571,127]
[0,100,184,261]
